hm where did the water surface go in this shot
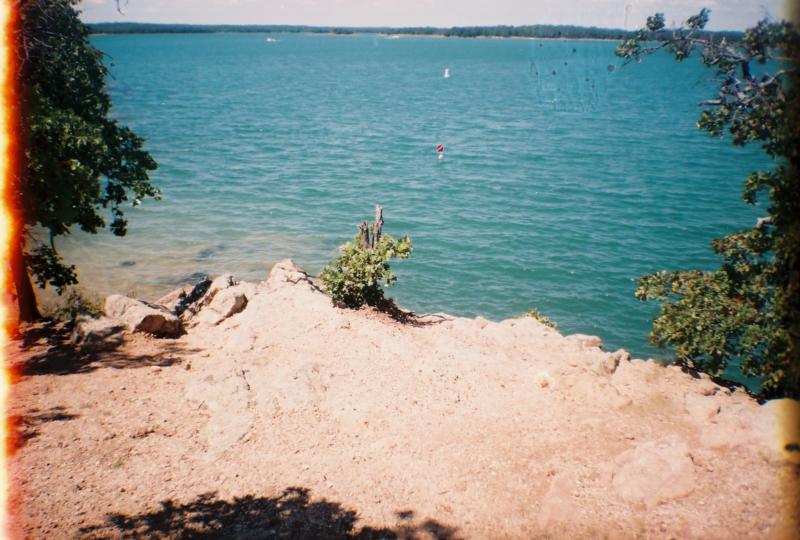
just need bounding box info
[60,33,768,360]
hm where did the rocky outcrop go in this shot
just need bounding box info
[193,286,249,326]
[155,278,211,316]
[10,259,800,539]
[154,273,261,328]
[104,295,183,337]
[565,333,604,350]
[265,258,317,290]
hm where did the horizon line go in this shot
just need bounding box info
[86,21,747,34]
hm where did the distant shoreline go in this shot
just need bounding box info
[87,22,744,42]
[92,31,630,43]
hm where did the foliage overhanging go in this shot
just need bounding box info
[16,0,159,296]
[616,9,800,399]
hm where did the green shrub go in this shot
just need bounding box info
[321,231,412,308]
[525,308,556,328]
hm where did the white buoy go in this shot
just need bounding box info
[444,68,450,79]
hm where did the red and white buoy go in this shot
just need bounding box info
[436,144,445,160]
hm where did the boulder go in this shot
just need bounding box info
[105,295,183,337]
[156,276,215,317]
[612,437,695,507]
[156,285,192,314]
[208,274,238,296]
[594,349,629,375]
[178,274,237,320]
[565,334,603,350]
[193,286,249,326]
[70,316,126,351]
[266,259,313,290]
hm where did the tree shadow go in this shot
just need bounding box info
[11,319,202,378]
[80,488,460,540]
[670,358,760,400]
[7,406,79,455]
[370,298,449,328]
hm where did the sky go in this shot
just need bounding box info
[79,0,787,31]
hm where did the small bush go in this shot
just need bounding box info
[525,308,556,328]
[50,288,103,322]
[321,231,412,308]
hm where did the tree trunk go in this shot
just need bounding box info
[359,221,370,249]
[373,205,384,247]
[7,10,39,323]
[9,234,40,322]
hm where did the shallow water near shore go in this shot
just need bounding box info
[57,32,768,361]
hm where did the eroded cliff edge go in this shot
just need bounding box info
[7,259,799,539]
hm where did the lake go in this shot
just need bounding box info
[61,32,768,361]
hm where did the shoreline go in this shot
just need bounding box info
[92,30,646,43]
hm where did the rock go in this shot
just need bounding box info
[182,277,212,305]
[684,393,721,421]
[565,334,603,350]
[157,278,212,317]
[104,295,183,337]
[208,274,238,296]
[70,316,126,351]
[535,371,555,389]
[178,275,238,320]
[210,288,247,318]
[595,350,628,375]
[193,287,249,326]
[266,259,313,290]
[612,437,695,507]
[155,285,191,314]
[611,349,630,363]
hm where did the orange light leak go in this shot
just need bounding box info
[0,0,13,537]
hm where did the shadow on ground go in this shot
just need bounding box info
[369,298,449,328]
[80,488,460,540]
[7,406,79,455]
[10,320,201,378]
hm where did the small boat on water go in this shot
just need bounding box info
[265,37,278,43]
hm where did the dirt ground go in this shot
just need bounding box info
[5,260,800,539]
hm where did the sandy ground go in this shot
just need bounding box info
[5,260,800,539]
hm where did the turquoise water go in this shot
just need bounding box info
[62,33,768,359]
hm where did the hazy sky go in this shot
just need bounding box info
[79,0,786,31]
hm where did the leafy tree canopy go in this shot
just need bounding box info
[616,9,800,398]
[14,0,158,302]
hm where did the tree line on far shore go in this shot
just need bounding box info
[87,22,743,42]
